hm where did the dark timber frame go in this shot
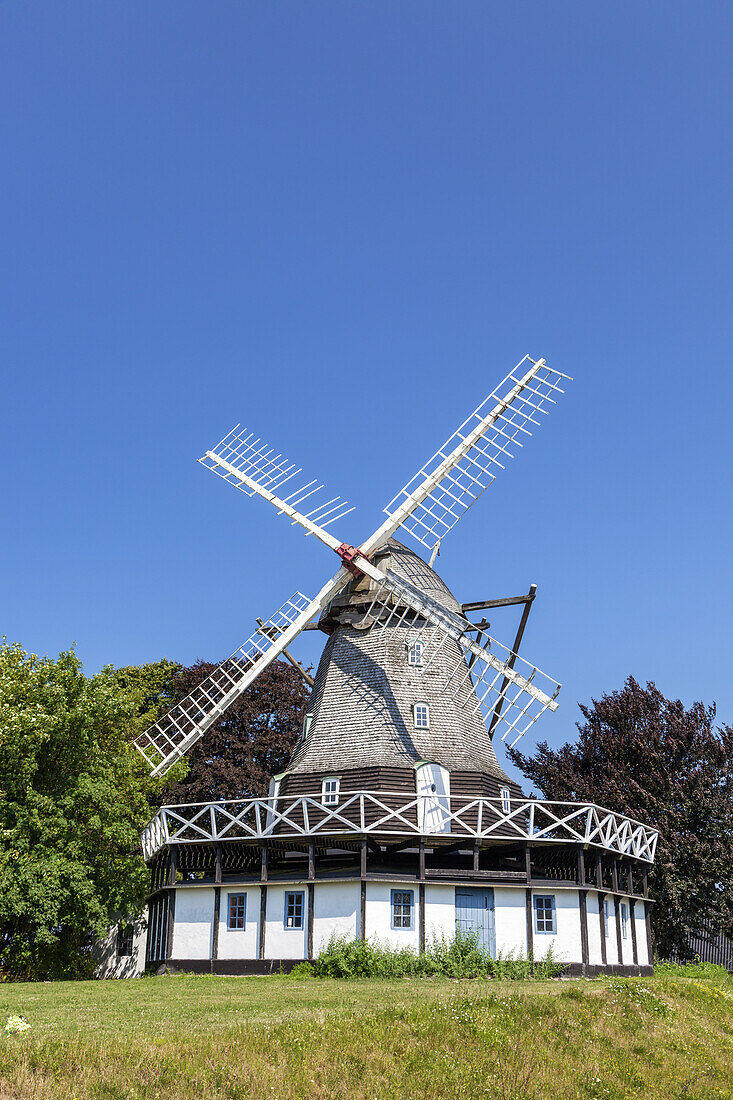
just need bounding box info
[145,832,654,976]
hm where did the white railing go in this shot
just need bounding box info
[141,792,658,864]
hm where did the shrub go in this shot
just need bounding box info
[310,931,562,981]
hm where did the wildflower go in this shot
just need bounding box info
[4,1016,31,1036]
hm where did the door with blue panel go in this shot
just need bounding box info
[455,887,496,957]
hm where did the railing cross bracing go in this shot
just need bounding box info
[141,792,658,864]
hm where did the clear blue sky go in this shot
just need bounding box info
[2,2,731,784]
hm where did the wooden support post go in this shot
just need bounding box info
[626,863,634,897]
[598,891,607,967]
[419,883,426,953]
[308,843,315,882]
[629,898,639,966]
[642,870,649,898]
[258,885,267,961]
[612,858,623,965]
[261,843,268,883]
[614,895,623,967]
[169,844,178,887]
[215,844,222,885]
[211,886,220,966]
[577,849,589,975]
[360,840,367,942]
[165,889,176,961]
[307,883,314,961]
[473,843,480,874]
[524,844,533,964]
[596,853,607,963]
[419,840,425,881]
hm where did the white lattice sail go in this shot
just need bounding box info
[381,357,570,552]
[199,426,355,538]
[133,592,317,777]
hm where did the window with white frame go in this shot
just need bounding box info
[533,894,556,934]
[321,776,340,807]
[391,889,413,929]
[227,893,246,930]
[500,786,511,814]
[407,639,424,666]
[284,891,304,929]
[620,901,629,939]
[603,898,610,937]
[413,702,430,729]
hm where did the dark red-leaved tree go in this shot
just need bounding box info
[509,677,733,959]
[161,658,311,803]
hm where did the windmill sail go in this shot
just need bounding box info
[134,590,326,777]
[199,427,355,547]
[373,357,570,554]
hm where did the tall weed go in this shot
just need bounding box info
[309,931,563,980]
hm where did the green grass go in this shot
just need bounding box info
[1,967,732,1099]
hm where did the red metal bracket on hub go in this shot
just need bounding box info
[336,543,370,578]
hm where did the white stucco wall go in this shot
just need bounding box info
[619,899,634,965]
[424,884,456,946]
[172,887,214,960]
[217,887,259,961]
[493,887,527,957]
[313,882,359,954]
[265,885,308,959]
[634,901,650,966]
[603,897,619,965]
[587,892,603,965]
[530,889,582,965]
[95,918,148,978]
[365,882,420,950]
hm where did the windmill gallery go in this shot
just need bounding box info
[102,358,658,978]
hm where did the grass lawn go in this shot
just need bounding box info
[1,968,732,1100]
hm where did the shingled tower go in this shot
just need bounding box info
[280,539,521,811]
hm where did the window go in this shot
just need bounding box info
[322,776,340,807]
[413,702,430,729]
[116,923,134,957]
[533,895,556,934]
[284,891,304,929]
[391,889,414,929]
[500,786,511,814]
[407,639,424,666]
[227,893,246,930]
[620,901,629,939]
[603,898,610,938]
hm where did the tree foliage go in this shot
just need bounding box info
[161,658,310,803]
[509,676,733,959]
[0,642,158,979]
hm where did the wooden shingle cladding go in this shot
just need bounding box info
[287,540,518,786]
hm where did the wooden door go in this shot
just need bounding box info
[455,887,496,957]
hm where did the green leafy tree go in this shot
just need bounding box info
[0,642,159,979]
[111,658,181,731]
[509,676,733,959]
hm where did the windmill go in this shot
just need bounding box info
[134,357,568,780]
[128,355,660,982]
